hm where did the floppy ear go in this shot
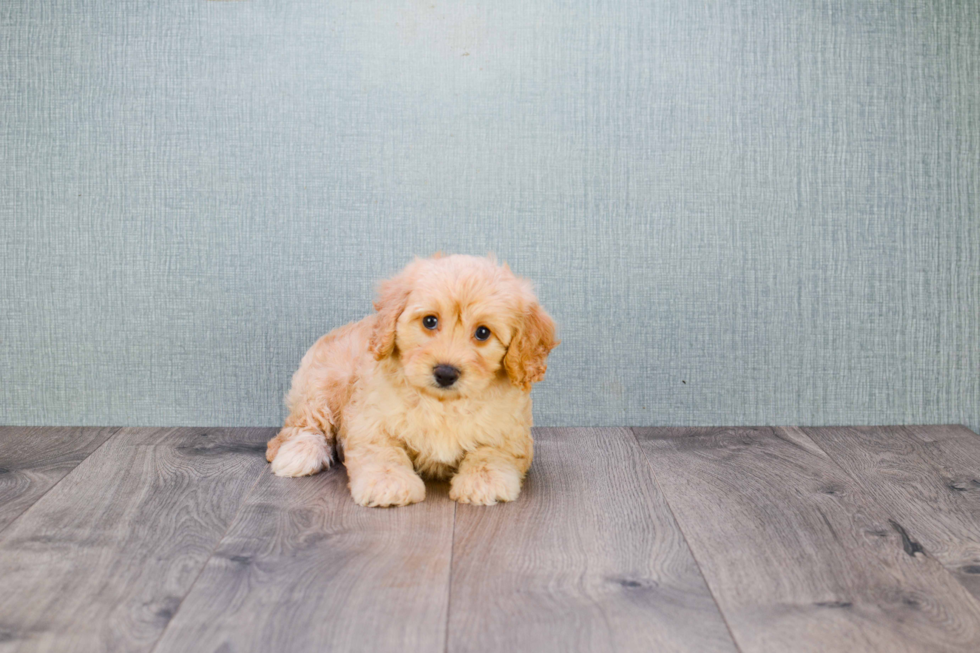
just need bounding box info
[504,301,559,391]
[368,270,414,360]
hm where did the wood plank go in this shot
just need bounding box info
[0,426,119,534]
[447,427,737,653]
[634,426,980,653]
[802,425,980,601]
[152,466,456,653]
[0,427,272,653]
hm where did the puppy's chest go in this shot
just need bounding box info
[393,398,490,465]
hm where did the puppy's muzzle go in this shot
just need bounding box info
[433,364,461,388]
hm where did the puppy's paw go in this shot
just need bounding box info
[269,429,332,477]
[450,466,522,505]
[349,465,426,508]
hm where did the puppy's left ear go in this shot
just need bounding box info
[369,269,414,360]
[504,301,559,391]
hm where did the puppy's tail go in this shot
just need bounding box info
[267,426,334,477]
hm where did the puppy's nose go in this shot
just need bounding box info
[433,364,461,388]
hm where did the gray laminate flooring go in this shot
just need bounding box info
[1,425,979,652]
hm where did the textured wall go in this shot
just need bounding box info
[1,0,978,429]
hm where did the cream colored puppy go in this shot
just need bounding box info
[266,254,558,507]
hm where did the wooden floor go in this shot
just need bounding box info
[1,426,980,652]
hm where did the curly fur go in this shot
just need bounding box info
[266,254,558,507]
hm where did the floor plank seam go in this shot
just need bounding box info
[795,426,980,611]
[628,427,746,653]
[795,427,936,557]
[0,426,122,543]
[443,499,457,653]
[146,458,269,653]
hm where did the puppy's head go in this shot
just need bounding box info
[369,254,558,397]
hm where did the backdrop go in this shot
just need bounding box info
[2,0,978,429]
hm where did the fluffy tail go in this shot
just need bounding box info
[267,425,334,477]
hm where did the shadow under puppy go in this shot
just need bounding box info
[266,254,558,507]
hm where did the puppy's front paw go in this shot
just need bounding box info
[349,465,426,508]
[450,466,522,505]
[269,429,332,477]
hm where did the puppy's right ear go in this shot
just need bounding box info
[504,300,558,391]
[368,268,414,360]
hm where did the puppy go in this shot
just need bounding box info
[266,254,558,507]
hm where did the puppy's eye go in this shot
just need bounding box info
[422,315,439,330]
[474,326,491,341]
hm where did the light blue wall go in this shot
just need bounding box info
[2,0,978,429]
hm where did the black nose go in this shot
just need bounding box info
[433,364,461,387]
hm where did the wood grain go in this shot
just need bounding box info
[152,466,456,653]
[0,426,119,534]
[0,427,271,653]
[803,425,980,600]
[634,426,980,653]
[447,427,737,653]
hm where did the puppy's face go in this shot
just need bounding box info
[370,255,557,398]
[395,280,513,398]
